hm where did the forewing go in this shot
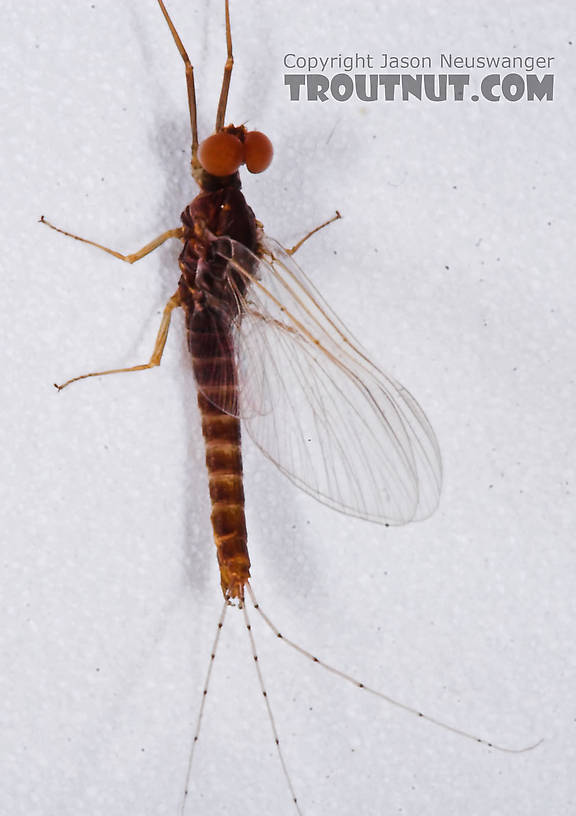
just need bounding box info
[213,235,442,524]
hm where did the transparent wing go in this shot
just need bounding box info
[212,235,442,524]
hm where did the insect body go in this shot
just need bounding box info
[43,0,442,606]
[179,139,262,602]
[39,0,469,810]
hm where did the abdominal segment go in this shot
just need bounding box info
[189,308,251,602]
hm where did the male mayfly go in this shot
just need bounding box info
[42,0,442,603]
[40,0,453,810]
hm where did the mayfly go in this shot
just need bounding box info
[43,0,442,601]
[40,1,535,812]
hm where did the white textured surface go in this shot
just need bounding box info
[2,1,575,814]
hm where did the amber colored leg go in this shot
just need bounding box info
[40,216,183,264]
[156,0,199,158]
[55,291,182,391]
[286,211,342,255]
[215,0,234,131]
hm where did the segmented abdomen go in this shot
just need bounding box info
[188,308,250,602]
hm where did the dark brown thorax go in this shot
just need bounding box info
[177,171,258,313]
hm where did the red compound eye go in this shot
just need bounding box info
[198,132,244,176]
[243,131,273,174]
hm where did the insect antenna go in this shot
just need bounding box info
[242,601,303,816]
[179,600,228,816]
[246,583,543,756]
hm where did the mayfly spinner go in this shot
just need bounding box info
[41,1,536,812]
[42,0,442,604]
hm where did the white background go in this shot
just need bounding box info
[2,1,575,814]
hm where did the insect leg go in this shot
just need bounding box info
[286,211,342,255]
[214,0,234,131]
[40,217,183,264]
[156,0,199,159]
[55,291,182,391]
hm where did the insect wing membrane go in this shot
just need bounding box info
[263,237,443,520]
[214,236,442,525]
